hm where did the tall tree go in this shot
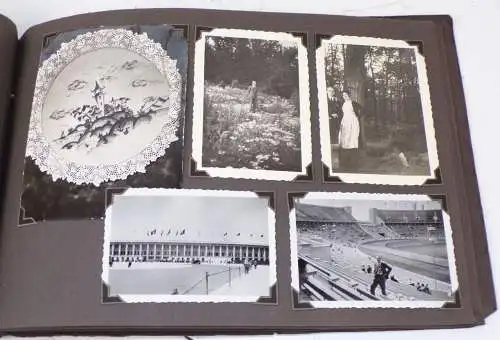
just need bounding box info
[367,47,379,130]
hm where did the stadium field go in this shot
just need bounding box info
[109,264,241,296]
[359,241,450,283]
[382,239,448,259]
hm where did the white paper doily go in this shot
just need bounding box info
[26,28,182,186]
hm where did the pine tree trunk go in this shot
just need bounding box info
[368,48,379,131]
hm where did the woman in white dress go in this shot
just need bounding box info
[338,91,360,171]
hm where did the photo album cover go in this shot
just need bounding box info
[0,9,495,336]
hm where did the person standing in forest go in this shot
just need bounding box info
[338,90,361,171]
[248,80,258,112]
[327,87,341,145]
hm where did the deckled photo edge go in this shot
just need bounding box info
[101,188,277,303]
[101,198,113,290]
[297,33,313,173]
[289,205,301,302]
[267,204,279,290]
[191,28,311,181]
[318,35,440,185]
[414,48,440,177]
[316,37,334,174]
[442,209,459,294]
[191,29,207,166]
[289,191,459,309]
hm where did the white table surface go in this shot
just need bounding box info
[0,0,499,339]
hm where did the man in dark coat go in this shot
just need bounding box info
[370,256,392,296]
[327,87,341,145]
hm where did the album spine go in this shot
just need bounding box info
[438,16,497,320]
[0,16,19,229]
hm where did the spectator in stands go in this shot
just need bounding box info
[366,265,372,274]
[370,256,392,296]
[361,264,366,273]
[423,284,431,295]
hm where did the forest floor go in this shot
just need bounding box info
[331,142,430,175]
[202,84,302,171]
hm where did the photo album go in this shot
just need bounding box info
[0,8,495,335]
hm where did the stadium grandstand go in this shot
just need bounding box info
[295,203,371,244]
[108,194,271,266]
[371,208,445,240]
[109,228,270,265]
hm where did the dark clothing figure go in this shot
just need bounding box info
[327,97,341,144]
[366,265,372,274]
[248,82,258,112]
[370,260,392,296]
[128,260,132,268]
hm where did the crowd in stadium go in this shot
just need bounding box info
[109,255,269,268]
[296,203,445,243]
[374,209,445,239]
[375,209,442,224]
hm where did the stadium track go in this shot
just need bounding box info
[359,239,450,283]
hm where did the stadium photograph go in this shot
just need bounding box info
[290,192,458,308]
[102,189,276,303]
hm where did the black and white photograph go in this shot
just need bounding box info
[102,188,276,303]
[20,25,187,222]
[317,36,439,185]
[192,28,311,181]
[290,192,458,308]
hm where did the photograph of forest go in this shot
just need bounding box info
[201,35,302,172]
[323,41,432,176]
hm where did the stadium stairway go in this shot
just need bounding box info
[303,254,447,302]
[357,224,385,240]
[356,222,401,240]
